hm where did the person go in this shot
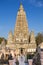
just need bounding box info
[16,57,19,65]
[9,54,16,65]
[8,52,13,60]
[18,54,25,65]
[13,54,17,65]
[1,53,4,64]
[4,54,9,64]
[0,52,2,59]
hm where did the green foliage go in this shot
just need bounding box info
[27,53,34,59]
[36,33,43,46]
[0,37,7,44]
[0,38,4,44]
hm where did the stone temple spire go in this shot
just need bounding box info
[7,31,15,50]
[14,3,29,43]
[7,31,13,44]
[30,31,36,44]
[7,3,36,55]
[19,3,24,11]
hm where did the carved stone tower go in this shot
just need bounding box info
[7,3,36,55]
[14,4,29,43]
[7,31,14,49]
[30,31,36,44]
[14,3,29,54]
[7,31,13,44]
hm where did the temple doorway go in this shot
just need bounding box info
[20,48,25,54]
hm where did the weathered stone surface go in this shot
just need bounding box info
[7,4,36,55]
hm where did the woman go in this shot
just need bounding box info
[13,54,17,65]
[18,54,25,65]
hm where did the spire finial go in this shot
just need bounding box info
[20,1,22,5]
[19,2,24,11]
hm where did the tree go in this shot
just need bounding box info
[36,33,43,46]
[0,37,7,44]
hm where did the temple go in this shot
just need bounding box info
[6,4,36,55]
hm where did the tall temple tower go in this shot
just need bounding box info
[14,3,29,43]
[7,31,14,49]
[7,3,36,55]
[13,4,29,54]
[7,31,13,44]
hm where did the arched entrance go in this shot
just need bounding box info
[20,48,24,54]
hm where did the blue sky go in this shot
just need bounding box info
[0,0,43,39]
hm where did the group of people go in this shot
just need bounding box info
[0,51,28,65]
[0,52,13,64]
[9,53,26,65]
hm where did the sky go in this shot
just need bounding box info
[0,0,43,39]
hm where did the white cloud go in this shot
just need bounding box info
[36,1,43,7]
[29,0,43,7]
[29,0,36,3]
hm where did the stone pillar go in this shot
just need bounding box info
[28,59,33,65]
